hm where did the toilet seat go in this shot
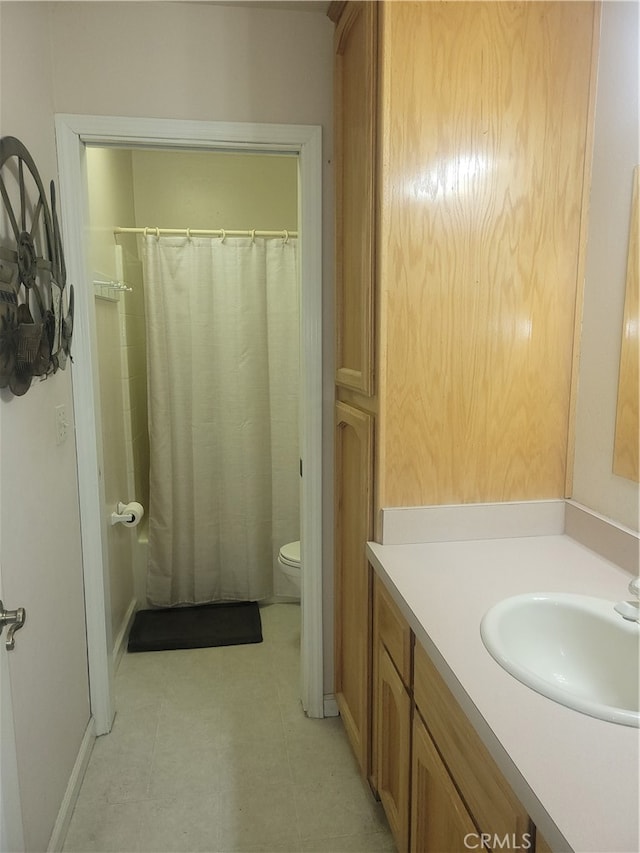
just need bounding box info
[278,540,300,568]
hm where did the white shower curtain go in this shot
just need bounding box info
[142,234,299,606]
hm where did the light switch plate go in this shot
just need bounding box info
[55,404,68,445]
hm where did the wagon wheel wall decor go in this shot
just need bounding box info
[0,136,74,396]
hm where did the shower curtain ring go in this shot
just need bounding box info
[250,229,256,243]
[283,230,289,244]
[186,228,192,240]
[220,229,226,243]
[155,227,160,239]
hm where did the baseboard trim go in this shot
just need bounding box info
[271,594,302,604]
[323,694,339,717]
[46,717,96,852]
[113,598,137,672]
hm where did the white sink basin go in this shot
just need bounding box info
[480,593,640,727]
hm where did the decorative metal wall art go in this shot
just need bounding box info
[0,136,74,396]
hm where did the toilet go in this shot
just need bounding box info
[278,540,301,594]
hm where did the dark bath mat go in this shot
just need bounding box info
[127,601,263,653]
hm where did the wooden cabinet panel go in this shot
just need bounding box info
[372,577,413,846]
[334,401,374,772]
[414,642,530,847]
[375,645,411,852]
[376,1,598,507]
[374,572,412,687]
[334,1,377,395]
[411,711,483,853]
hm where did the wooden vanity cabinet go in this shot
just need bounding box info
[413,641,532,851]
[371,573,536,853]
[376,647,411,850]
[372,575,412,851]
[411,712,485,853]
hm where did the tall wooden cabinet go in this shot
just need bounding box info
[334,1,377,395]
[334,401,373,771]
[331,0,598,785]
[332,0,379,781]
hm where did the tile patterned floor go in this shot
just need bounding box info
[63,603,395,853]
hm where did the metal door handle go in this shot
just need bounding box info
[0,601,26,650]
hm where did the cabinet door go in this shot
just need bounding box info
[376,1,598,506]
[375,645,411,852]
[334,401,373,773]
[374,573,412,687]
[411,713,485,853]
[334,1,377,395]
[413,642,530,846]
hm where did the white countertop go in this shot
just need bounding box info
[367,534,640,853]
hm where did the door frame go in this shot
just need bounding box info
[54,114,324,732]
[0,566,25,852]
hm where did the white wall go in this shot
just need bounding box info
[86,146,138,278]
[131,149,298,231]
[572,1,640,531]
[0,4,91,850]
[50,0,335,687]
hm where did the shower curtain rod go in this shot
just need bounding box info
[114,226,298,240]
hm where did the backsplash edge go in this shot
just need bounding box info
[564,500,639,575]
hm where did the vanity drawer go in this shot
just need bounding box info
[374,573,412,687]
[413,641,530,845]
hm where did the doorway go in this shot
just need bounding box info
[55,115,324,733]
[87,146,301,609]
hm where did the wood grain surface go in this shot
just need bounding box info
[376,1,597,507]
